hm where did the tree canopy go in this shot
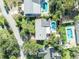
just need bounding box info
[49,0,77,20]
[23,40,42,56]
[0,29,20,59]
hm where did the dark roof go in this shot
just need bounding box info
[50,48,55,58]
[25,14,40,17]
[49,48,61,59]
[61,16,74,24]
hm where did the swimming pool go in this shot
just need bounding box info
[50,21,57,33]
[41,2,48,12]
[51,21,56,30]
[44,2,48,12]
[67,28,73,40]
[66,27,74,41]
[66,26,76,47]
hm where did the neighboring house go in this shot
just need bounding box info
[75,22,79,45]
[41,0,49,16]
[61,16,74,24]
[24,0,41,17]
[44,47,61,59]
[24,0,49,17]
[35,19,51,40]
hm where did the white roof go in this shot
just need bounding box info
[24,0,41,16]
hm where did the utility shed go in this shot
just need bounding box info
[24,0,41,17]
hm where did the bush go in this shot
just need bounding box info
[9,56,17,59]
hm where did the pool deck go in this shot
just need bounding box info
[65,26,76,48]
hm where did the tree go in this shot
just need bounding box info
[49,0,62,20]
[0,48,4,59]
[44,33,62,50]
[68,46,79,58]
[4,0,19,9]
[62,49,71,59]
[0,29,20,59]
[62,0,75,10]
[23,40,43,59]
[74,14,79,21]
[0,16,7,28]
[57,26,66,43]
[0,16,5,25]
[15,16,35,40]
[27,20,35,34]
[9,56,17,59]
[49,0,75,18]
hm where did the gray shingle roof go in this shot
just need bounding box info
[41,19,50,27]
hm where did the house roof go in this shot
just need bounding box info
[41,19,51,27]
[49,48,61,59]
[61,16,74,24]
[75,22,79,44]
[24,0,41,17]
[35,19,47,40]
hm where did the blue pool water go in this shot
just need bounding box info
[44,2,48,12]
[67,28,73,40]
[41,2,48,12]
[51,21,56,30]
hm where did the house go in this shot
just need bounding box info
[44,47,61,59]
[61,16,74,24]
[75,21,79,45]
[24,0,49,17]
[35,19,51,40]
[24,0,41,17]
